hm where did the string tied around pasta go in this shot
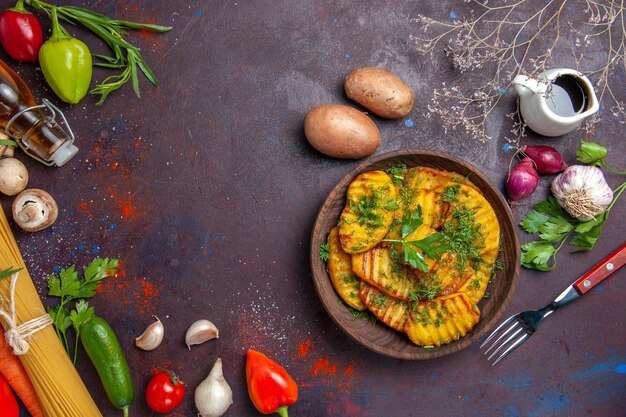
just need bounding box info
[0,272,53,355]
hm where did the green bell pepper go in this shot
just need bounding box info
[39,7,92,104]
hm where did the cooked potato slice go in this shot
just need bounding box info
[360,281,409,332]
[339,171,397,254]
[327,227,365,311]
[351,247,416,301]
[404,167,481,194]
[447,184,500,258]
[404,292,480,347]
[459,248,499,304]
[414,251,474,299]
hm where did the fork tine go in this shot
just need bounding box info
[486,326,524,360]
[491,333,529,366]
[480,314,517,349]
[483,319,522,356]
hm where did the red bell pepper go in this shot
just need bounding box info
[0,0,43,62]
[0,374,19,417]
[246,350,299,417]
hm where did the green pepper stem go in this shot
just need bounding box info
[49,7,64,40]
[122,406,129,417]
[275,406,289,417]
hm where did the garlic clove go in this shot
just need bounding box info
[135,316,164,351]
[185,319,219,349]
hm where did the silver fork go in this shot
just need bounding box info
[481,241,626,366]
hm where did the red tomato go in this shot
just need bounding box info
[0,374,19,417]
[145,369,185,414]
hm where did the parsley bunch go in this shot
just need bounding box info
[383,206,449,272]
[47,257,119,362]
[520,141,626,271]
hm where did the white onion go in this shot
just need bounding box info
[195,358,233,417]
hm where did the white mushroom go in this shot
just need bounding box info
[0,146,15,157]
[0,158,28,196]
[12,189,58,232]
[0,131,14,157]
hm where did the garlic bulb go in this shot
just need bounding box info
[185,319,219,349]
[551,165,613,220]
[135,316,164,351]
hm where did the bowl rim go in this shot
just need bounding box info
[309,148,521,360]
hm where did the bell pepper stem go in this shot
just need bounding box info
[9,0,28,13]
[275,406,289,417]
[49,6,63,39]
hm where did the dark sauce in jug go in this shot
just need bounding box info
[545,75,588,117]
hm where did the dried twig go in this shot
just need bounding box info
[411,0,625,143]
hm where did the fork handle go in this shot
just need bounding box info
[573,241,626,295]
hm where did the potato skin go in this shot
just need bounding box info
[304,104,380,159]
[344,67,414,119]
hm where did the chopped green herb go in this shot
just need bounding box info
[319,243,330,262]
[372,295,388,308]
[442,205,484,270]
[385,164,408,185]
[441,184,461,203]
[349,308,377,324]
[409,280,442,302]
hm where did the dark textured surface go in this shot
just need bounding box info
[1,1,624,416]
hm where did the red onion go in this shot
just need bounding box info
[521,145,568,174]
[506,158,539,203]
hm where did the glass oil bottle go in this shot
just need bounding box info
[0,58,78,166]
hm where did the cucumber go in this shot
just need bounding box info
[80,315,134,417]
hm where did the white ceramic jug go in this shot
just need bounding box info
[512,68,599,137]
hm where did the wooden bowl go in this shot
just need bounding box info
[310,149,521,360]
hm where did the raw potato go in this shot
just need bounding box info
[304,104,380,159]
[344,67,414,119]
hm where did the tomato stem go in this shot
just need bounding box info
[276,406,289,417]
[10,0,28,13]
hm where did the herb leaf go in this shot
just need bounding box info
[401,206,423,239]
[70,300,95,334]
[519,211,551,233]
[48,258,119,305]
[408,233,449,260]
[319,243,330,262]
[538,216,575,243]
[521,241,557,271]
[404,244,428,271]
[576,140,607,166]
[534,197,567,218]
[0,268,21,280]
